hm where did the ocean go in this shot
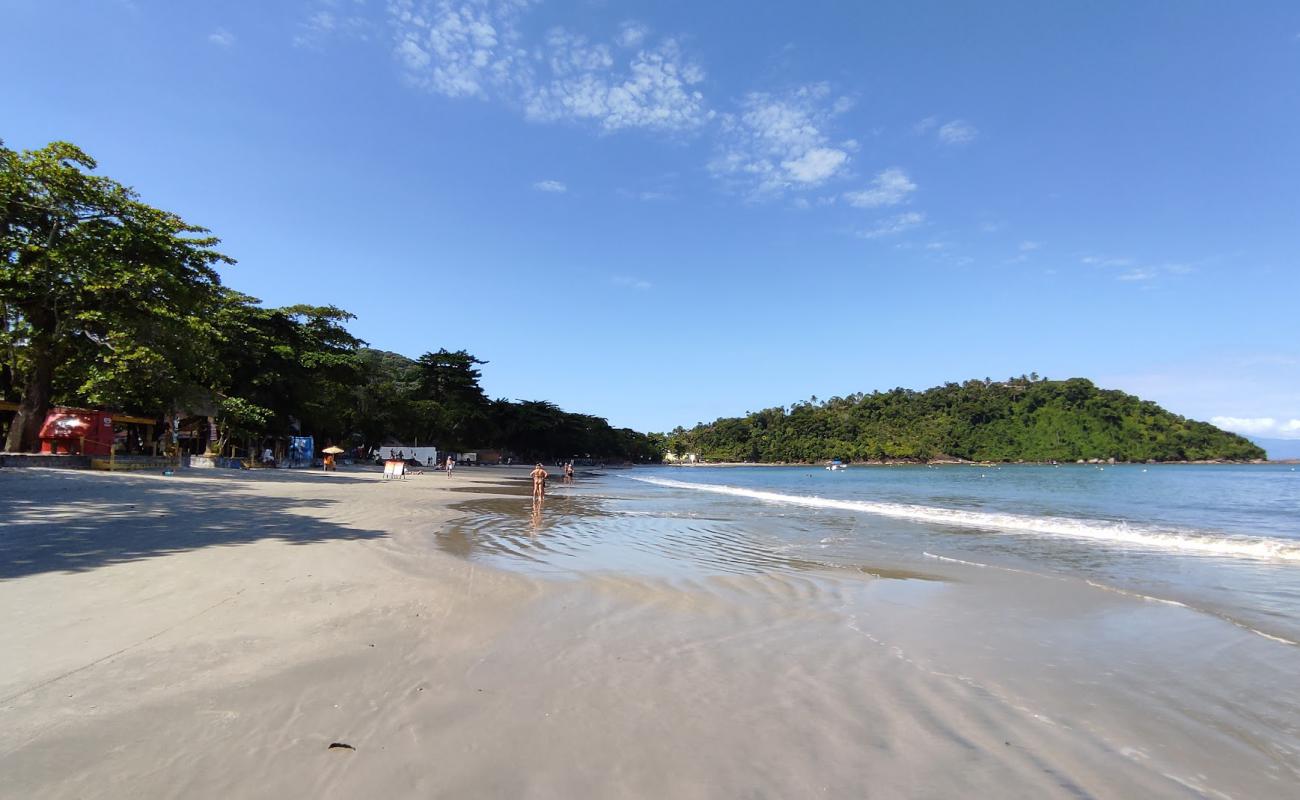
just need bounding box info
[435,462,1300,793]
[446,463,1300,643]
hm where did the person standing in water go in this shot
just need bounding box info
[530,463,548,499]
[564,461,574,484]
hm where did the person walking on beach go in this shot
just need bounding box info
[445,455,455,478]
[530,463,548,499]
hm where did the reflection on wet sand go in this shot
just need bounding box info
[436,495,942,582]
[529,496,543,534]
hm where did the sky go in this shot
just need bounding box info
[2,0,1298,439]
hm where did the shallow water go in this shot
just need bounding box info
[442,464,1300,642]
[433,464,1300,795]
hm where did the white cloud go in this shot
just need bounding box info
[1085,255,1193,283]
[938,119,978,145]
[389,2,708,132]
[617,21,649,48]
[913,117,938,134]
[612,275,652,290]
[782,147,848,183]
[1082,255,1134,267]
[1117,268,1157,282]
[533,179,567,193]
[860,211,925,239]
[1211,416,1300,439]
[843,167,916,208]
[1019,240,1041,251]
[208,27,235,47]
[389,0,531,98]
[524,37,709,132]
[709,83,854,198]
[295,0,376,49]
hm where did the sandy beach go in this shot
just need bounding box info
[2,466,1297,799]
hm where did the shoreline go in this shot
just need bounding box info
[664,458,1296,466]
[2,467,1296,797]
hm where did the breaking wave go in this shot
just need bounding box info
[633,477,1300,563]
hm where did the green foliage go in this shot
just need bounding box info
[344,349,661,462]
[1,138,659,459]
[665,376,1265,463]
[1,139,229,449]
[213,396,273,455]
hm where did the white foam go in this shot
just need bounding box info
[634,477,1300,563]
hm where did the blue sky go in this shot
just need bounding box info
[3,1,1298,439]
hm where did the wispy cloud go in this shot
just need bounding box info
[532,179,567,193]
[1084,254,1192,283]
[612,275,652,290]
[915,117,978,145]
[709,83,854,198]
[208,27,235,47]
[913,117,938,134]
[860,211,925,239]
[843,167,916,208]
[617,21,649,48]
[1117,268,1158,282]
[295,0,377,49]
[1211,416,1300,439]
[1019,240,1041,252]
[937,119,978,145]
[390,3,709,133]
[1082,255,1135,267]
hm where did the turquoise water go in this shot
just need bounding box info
[619,464,1300,642]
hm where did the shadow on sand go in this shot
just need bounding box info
[0,469,385,580]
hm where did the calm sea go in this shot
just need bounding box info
[445,463,1300,644]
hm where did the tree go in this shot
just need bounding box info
[416,349,490,450]
[1,140,230,450]
[207,291,363,451]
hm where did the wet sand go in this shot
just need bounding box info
[1,466,1296,798]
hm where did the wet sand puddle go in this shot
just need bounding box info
[436,493,942,583]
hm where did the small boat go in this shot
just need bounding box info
[826,459,847,471]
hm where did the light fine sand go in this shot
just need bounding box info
[0,467,1288,798]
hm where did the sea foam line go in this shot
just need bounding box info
[633,477,1300,563]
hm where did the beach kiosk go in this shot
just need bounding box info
[38,407,115,456]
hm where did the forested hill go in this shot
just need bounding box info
[665,377,1265,463]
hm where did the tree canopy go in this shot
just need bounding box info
[664,376,1265,463]
[1,140,229,450]
[0,139,660,462]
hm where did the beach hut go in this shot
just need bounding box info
[37,407,124,456]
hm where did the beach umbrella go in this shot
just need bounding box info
[322,446,345,454]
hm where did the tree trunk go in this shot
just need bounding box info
[4,335,54,452]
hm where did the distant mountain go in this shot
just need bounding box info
[1249,438,1300,461]
[666,377,1266,463]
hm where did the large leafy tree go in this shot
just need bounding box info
[416,349,491,450]
[207,290,363,453]
[0,140,229,450]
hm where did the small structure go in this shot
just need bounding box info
[663,451,699,464]
[288,435,315,468]
[378,444,438,466]
[39,407,115,456]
